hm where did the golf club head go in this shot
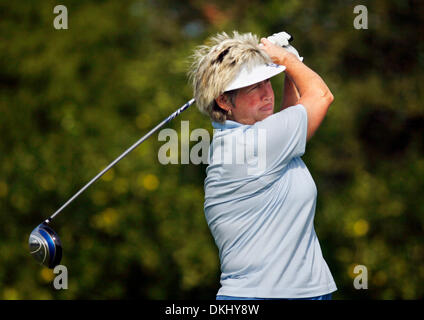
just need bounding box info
[29,221,62,269]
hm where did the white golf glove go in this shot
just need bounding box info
[267,31,292,47]
[264,31,304,62]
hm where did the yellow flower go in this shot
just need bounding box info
[41,268,55,283]
[92,208,119,233]
[353,219,369,237]
[139,174,159,191]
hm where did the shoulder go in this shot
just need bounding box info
[254,104,307,130]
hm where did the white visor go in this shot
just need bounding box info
[224,63,286,92]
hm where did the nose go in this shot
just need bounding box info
[262,80,273,101]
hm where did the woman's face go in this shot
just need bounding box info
[231,79,275,125]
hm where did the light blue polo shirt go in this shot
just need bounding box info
[204,104,337,298]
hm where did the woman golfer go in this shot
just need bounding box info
[189,31,337,300]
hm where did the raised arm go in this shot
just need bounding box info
[281,74,300,111]
[260,38,334,141]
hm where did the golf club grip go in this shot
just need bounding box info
[48,98,195,222]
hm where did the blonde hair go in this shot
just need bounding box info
[188,31,272,123]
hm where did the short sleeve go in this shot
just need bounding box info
[254,104,308,172]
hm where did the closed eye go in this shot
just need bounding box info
[249,84,260,92]
[248,79,270,92]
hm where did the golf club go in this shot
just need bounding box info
[29,98,195,268]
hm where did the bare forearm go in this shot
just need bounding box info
[281,74,300,111]
[282,53,332,99]
[258,38,334,140]
[259,38,332,101]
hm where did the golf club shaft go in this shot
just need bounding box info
[47,98,195,223]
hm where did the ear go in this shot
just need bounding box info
[215,94,232,112]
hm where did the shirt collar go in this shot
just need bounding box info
[212,120,244,130]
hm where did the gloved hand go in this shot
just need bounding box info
[266,31,292,47]
[264,31,304,62]
[281,44,303,62]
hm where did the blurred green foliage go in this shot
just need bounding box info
[0,0,423,299]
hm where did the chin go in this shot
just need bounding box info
[256,112,273,123]
[262,108,274,118]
